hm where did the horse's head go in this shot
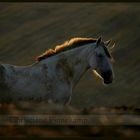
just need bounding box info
[89,37,115,84]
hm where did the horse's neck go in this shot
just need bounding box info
[52,45,92,88]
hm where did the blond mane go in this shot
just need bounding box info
[37,37,97,61]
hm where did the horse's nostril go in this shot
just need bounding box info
[107,70,112,75]
[101,72,111,77]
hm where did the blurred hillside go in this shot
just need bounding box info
[0,3,140,107]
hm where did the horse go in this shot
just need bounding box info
[0,37,115,105]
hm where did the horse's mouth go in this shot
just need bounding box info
[103,76,113,84]
[101,71,113,84]
[104,80,112,84]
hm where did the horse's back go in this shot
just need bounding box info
[0,63,49,101]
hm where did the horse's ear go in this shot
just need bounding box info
[96,37,102,46]
[105,40,111,46]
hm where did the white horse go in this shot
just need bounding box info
[0,37,115,105]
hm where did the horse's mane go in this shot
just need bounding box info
[37,37,97,61]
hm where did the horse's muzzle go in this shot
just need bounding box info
[101,71,113,84]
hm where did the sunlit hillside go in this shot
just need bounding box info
[0,3,140,107]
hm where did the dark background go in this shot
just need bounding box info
[0,3,140,137]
